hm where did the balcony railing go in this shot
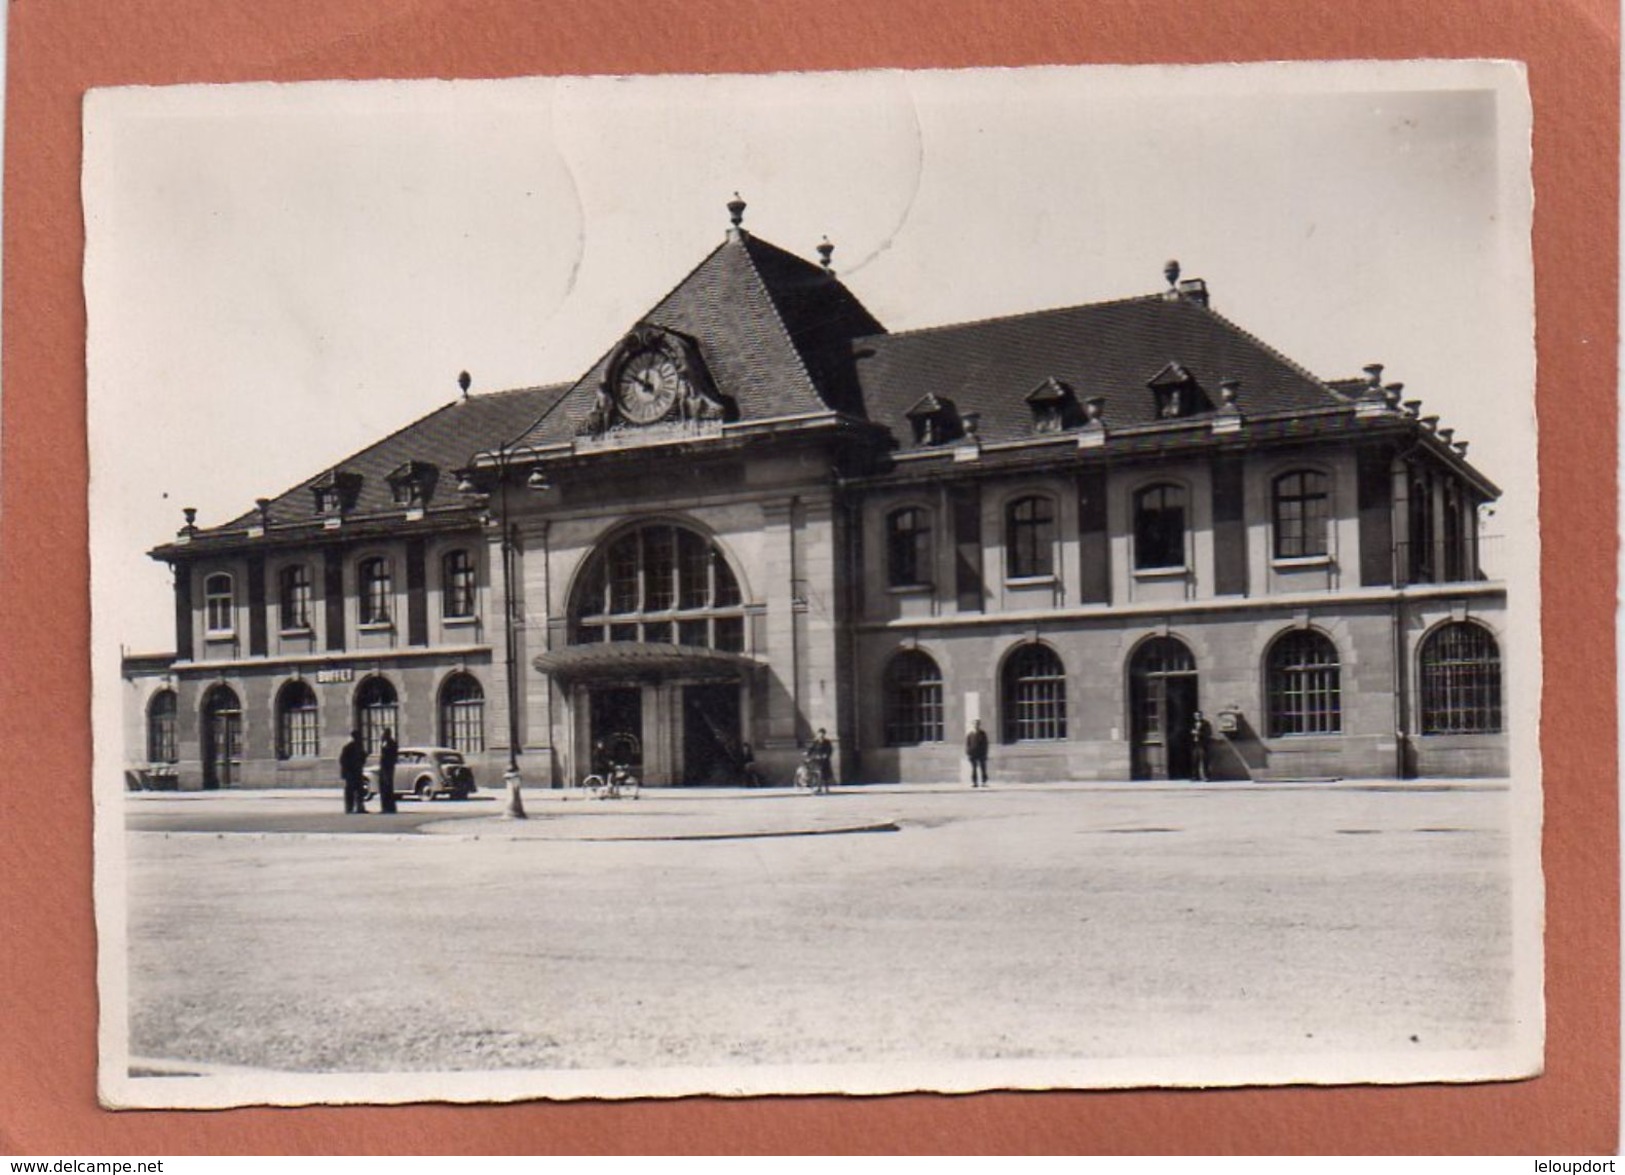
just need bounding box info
[1393,534,1504,587]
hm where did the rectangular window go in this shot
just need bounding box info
[887,508,932,587]
[280,566,313,630]
[204,574,234,633]
[359,559,393,625]
[1005,497,1056,579]
[1273,471,1330,559]
[1134,486,1187,570]
[443,551,477,618]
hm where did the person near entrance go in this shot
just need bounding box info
[340,729,369,814]
[377,728,399,813]
[965,719,990,787]
[806,728,834,794]
[1189,711,1214,782]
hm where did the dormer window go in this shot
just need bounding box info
[1025,377,1082,434]
[386,460,438,508]
[311,469,363,516]
[904,393,962,446]
[1147,361,1213,419]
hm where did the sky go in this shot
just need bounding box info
[84,61,1534,654]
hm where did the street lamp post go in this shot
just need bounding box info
[455,372,551,819]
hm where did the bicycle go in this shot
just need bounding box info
[581,763,640,800]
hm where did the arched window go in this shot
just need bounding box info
[569,523,746,652]
[443,549,476,619]
[355,676,399,754]
[1266,630,1342,736]
[1005,496,1055,579]
[883,650,944,745]
[146,689,178,764]
[279,564,313,630]
[439,673,485,753]
[1002,643,1067,742]
[1134,484,1186,570]
[276,680,321,760]
[1420,622,1502,734]
[886,507,932,588]
[204,573,234,633]
[1272,470,1330,559]
[359,557,392,625]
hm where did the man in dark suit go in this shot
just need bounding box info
[806,728,834,794]
[1190,711,1214,782]
[965,719,990,787]
[377,728,399,813]
[340,729,369,814]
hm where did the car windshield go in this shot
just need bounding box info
[438,753,464,765]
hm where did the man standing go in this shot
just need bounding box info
[965,718,990,787]
[1190,710,1214,782]
[340,729,369,814]
[807,728,834,794]
[378,728,399,814]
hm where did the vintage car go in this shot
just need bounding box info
[365,747,478,800]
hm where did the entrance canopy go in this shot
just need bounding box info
[533,641,760,683]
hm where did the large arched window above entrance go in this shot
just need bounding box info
[570,523,746,652]
[354,676,399,754]
[1420,622,1502,734]
[147,689,178,764]
[439,673,485,753]
[1265,629,1342,736]
[883,650,944,746]
[276,680,321,760]
[1002,643,1067,743]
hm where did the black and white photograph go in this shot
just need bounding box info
[87,61,1540,1106]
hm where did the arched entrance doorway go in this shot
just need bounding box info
[201,684,242,790]
[1129,636,1198,781]
[549,520,754,786]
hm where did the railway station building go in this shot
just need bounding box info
[124,199,1509,790]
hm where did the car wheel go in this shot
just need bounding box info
[415,779,433,801]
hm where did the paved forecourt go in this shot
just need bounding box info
[122,779,1516,1077]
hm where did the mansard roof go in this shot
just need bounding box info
[852,293,1350,447]
[512,230,885,448]
[158,384,569,553]
[155,224,1498,560]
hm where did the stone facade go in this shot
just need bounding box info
[126,208,1510,789]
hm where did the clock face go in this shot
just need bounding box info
[615,348,685,424]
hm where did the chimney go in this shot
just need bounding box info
[1363,363,1385,389]
[1176,278,1209,308]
